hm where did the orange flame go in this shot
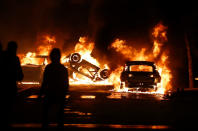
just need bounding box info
[19,23,172,94]
[74,37,99,66]
[109,22,172,94]
[69,37,111,85]
[37,35,56,56]
[20,35,56,65]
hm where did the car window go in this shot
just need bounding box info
[129,65,153,72]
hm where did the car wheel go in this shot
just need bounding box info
[120,81,126,89]
[100,69,109,79]
[70,53,81,63]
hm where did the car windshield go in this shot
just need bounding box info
[129,65,153,72]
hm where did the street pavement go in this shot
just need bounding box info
[9,85,198,130]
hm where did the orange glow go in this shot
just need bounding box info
[19,35,56,65]
[80,95,96,99]
[19,52,45,65]
[109,22,172,94]
[74,37,99,66]
[68,37,111,85]
[110,39,148,61]
[37,35,56,56]
[108,66,125,92]
[130,65,153,72]
[19,22,172,94]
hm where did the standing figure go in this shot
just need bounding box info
[3,41,24,127]
[38,48,69,128]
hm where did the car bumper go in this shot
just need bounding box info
[125,81,156,88]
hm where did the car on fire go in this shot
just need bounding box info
[19,53,109,85]
[120,61,161,91]
[18,55,47,85]
[65,53,109,81]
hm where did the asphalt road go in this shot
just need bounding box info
[9,85,198,130]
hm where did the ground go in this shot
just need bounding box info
[9,85,198,130]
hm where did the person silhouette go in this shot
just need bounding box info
[3,41,23,127]
[38,48,69,128]
[4,41,24,94]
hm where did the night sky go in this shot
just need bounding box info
[0,0,198,87]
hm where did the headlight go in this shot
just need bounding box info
[150,74,154,77]
[129,74,133,77]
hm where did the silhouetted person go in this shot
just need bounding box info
[38,48,69,128]
[3,41,23,127]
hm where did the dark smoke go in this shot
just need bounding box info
[0,0,198,88]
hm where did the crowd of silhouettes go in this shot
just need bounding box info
[0,41,69,129]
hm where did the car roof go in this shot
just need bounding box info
[125,61,155,66]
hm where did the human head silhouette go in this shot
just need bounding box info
[50,48,61,63]
[7,41,18,55]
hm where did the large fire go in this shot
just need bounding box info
[19,22,172,94]
[109,22,172,94]
[19,35,56,65]
[66,36,111,85]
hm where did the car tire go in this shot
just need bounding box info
[100,69,109,79]
[120,81,125,89]
[70,53,81,63]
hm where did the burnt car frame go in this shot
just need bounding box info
[120,61,161,90]
[66,53,109,81]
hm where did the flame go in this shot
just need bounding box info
[109,22,172,94]
[19,22,172,94]
[110,39,148,61]
[108,66,125,92]
[69,37,111,85]
[20,52,42,65]
[20,35,56,65]
[37,35,56,56]
[74,37,99,66]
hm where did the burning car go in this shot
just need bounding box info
[19,52,109,85]
[18,55,48,85]
[65,53,109,81]
[120,61,161,91]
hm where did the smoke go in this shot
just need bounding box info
[0,0,161,54]
[0,0,92,53]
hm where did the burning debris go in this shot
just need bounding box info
[18,22,172,94]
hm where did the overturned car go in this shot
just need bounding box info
[120,61,161,91]
[19,53,109,85]
[65,53,109,81]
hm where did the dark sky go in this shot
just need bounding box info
[0,0,198,84]
[0,0,197,49]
